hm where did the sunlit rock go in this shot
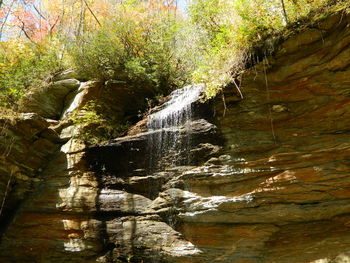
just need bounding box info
[3,10,350,263]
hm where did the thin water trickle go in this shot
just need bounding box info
[147,84,203,170]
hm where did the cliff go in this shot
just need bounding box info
[1,10,350,263]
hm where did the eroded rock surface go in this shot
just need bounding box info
[0,113,61,233]
[1,10,350,263]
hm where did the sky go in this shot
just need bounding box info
[177,0,189,13]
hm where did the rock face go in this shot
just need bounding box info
[0,113,61,233]
[2,10,350,263]
[0,70,155,262]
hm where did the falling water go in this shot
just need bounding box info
[147,84,203,170]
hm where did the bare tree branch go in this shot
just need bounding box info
[33,4,47,20]
[0,0,16,41]
[49,15,61,35]
[81,0,101,26]
[281,0,289,24]
[19,21,36,44]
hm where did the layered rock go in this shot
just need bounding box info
[0,113,61,233]
[83,10,350,263]
[170,10,350,263]
[0,71,189,262]
[1,10,350,263]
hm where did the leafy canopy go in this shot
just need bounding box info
[0,0,348,112]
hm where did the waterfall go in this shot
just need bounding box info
[147,84,203,170]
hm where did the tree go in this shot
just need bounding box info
[281,0,289,24]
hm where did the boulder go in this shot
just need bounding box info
[20,79,81,119]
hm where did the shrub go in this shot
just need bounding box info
[0,37,65,110]
[68,2,190,96]
[1,0,348,111]
[68,101,129,144]
[188,0,350,98]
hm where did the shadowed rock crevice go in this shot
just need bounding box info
[2,10,350,263]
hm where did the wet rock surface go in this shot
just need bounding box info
[1,11,350,263]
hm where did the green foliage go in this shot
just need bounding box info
[68,101,129,144]
[189,0,350,98]
[1,0,349,113]
[0,37,65,109]
[68,3,190,95]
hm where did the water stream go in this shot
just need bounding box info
[147,84,203,170]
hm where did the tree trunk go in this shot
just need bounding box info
[281,0,289,24]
